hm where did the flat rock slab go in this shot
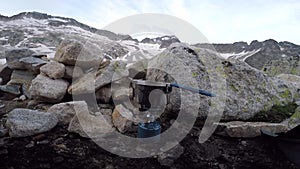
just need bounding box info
[47,101,86,125]
[5,48,35,69]
[216,121,289,138]
[5,108,58,137]
[19,56,48,73]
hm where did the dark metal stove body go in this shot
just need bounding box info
[131,79,215,140]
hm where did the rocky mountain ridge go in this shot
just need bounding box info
[195,39,300,73]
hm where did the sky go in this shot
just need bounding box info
[1,0,300,44]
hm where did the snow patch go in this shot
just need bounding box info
[219,49,261,61]
[0,59,6,65]
[49,18,68,23]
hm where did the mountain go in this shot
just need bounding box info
[0,12,166,63]
[140,35,180,48]
[194,39,300,75]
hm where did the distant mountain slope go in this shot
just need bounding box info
[0,12,173,63]
[195,39,300,72]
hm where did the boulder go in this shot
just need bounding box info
[127,60,148,79]
[68,61,128,95]
[47,101,86,125]
[64,66,84,79]
[67,72,95,95]
[54,39,83,65]
[5,48,35,69]
[67,102,114,138]
[5,108,58,137]
[19,56,48,73]
[40,61,65,79]
[147,43,299,120]
[29,74,69,103]
[54,39,107,67]
[112,105,133,133]
[277,74,300,88]
[216,121,288,138]
[283,106,300,129]
[0,64,12,84]
[94,60,129,90]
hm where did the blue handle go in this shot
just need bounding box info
[170,83,216,97]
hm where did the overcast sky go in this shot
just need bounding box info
[1,0,300,44]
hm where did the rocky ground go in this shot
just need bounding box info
[0,112,299,169]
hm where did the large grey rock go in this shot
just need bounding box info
[54,39,84,65]
[47,101,86,125]
[262,55,300,77]
[54,39,121,67]
[127,60,148,79]
[67,101,114,138]
[277,74,300,88]
[5,48,35,69]
[283,106,300,129]
[5,108,58,137]
[94,60,129,90]
[67,72,95,95]
[64,66,84,79]
[216,121,288,138]
[147,43,299,120]
[0,64,12,84]
[40,61,65,79]
[19,56,48,73]
[68,60,128,95]
[29,74,69,103]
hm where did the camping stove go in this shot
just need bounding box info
[131,80,215,140]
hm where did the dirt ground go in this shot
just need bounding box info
[0,100,299,169]
[0,123,299,169]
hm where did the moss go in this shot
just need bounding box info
[256,97,261,103]
[215,65,227,78]
[291,67,298,75]
[274,99,282,106]
[113,61,124,73]
[192,72,198,78]
[242,107,248,112]
[279,89,291,99]
[194,48,201,53]
[229,84,239,92]
[249,102,298,123]
[291,109,300,119]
